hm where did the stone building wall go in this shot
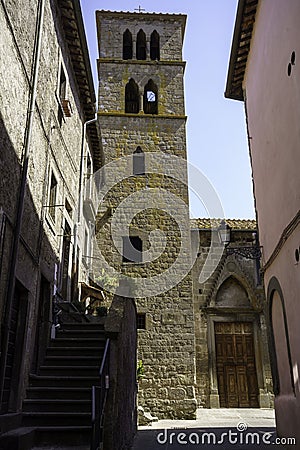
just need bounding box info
[97,11,185,61]
[103,294,137,450]
[0,0,97,416]
[98,63,185,116]
[97,11,186,118]
[191,219,274,408]
[95,11,197,419]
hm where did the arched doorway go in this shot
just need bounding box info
[268,277,295,397]
[209,277,260,408]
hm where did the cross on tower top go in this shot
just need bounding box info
[134,5,145,12]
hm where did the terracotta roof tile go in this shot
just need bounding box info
[225,0,259,100]
[190,218,256,230]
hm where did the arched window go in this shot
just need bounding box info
[123,29,133,60]
[136,29,146,60]
[133,146,145,175]
[268,278,295,396]
[143,79,158,114]
[125,79,140,114]
[150,30,160,61]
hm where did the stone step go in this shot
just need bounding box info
[42,355,101,366]
[38,365,99,377]
[56,329,105,339]
[29,374,99,388]
[34,426,91,447]
[60,322,105,331]
[46,346,103,357]
[32,447,89,450]
[50,337,106,347]
[59,311,91,324]
[18,319,107,447]
[22,412,91,427]
[26,386,91,400]
[23,399,91,413]
[0,427,35,450]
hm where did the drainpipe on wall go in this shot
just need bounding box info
[0,0,45,405]
[72,115,97,301]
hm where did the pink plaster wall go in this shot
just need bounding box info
[264,230,300,387]
[244,0,300,261]
[243,1,300,445]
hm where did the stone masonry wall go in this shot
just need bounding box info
[103,294,137,450]
[191,226,274,408]
[98,62,185,116]
[0,0,95,412]
[97,12,185,62]
[95,11,197,419]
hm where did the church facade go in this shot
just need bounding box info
[191,219,273,409]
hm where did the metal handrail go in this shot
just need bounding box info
[99,339,110,375]
[91,338,110,450]
[0,209,7,280]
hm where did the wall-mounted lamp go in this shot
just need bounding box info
[218,219,231,246]
[218,219,261,260]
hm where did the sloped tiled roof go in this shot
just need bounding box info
[190,218,256,230]
[59,0,103,169]
[225,0,259,101]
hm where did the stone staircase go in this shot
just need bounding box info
[0,320,106,449]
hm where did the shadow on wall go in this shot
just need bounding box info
[0,112,64,422]
[103,292,137,450]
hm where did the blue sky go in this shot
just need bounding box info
[80,0,255,220]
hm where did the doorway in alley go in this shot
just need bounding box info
[215,322,259,408]
[0,281,28,412]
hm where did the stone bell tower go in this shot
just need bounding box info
[95,10,197,419]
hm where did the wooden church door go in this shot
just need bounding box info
[215,322,259,408]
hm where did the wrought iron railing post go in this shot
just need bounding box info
[91,338,110,450]
[0,208,7,283]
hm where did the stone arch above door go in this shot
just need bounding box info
[207,257,263,311]
[206,268,271,408]
[215,276,250,308]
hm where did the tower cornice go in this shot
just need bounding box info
[97,112,187,121]
[97,59,186,68]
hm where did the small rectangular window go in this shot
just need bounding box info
[49,173,58,222]
[86,154,92,179]
[58,64,66,126]
[122,236,143,263]
[59,66,66,101]
[84,229,89,258]
[133,149,145,175]
[137,313,146,330]
[65,198,72,218]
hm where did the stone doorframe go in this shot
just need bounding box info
[207,312,271,408]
